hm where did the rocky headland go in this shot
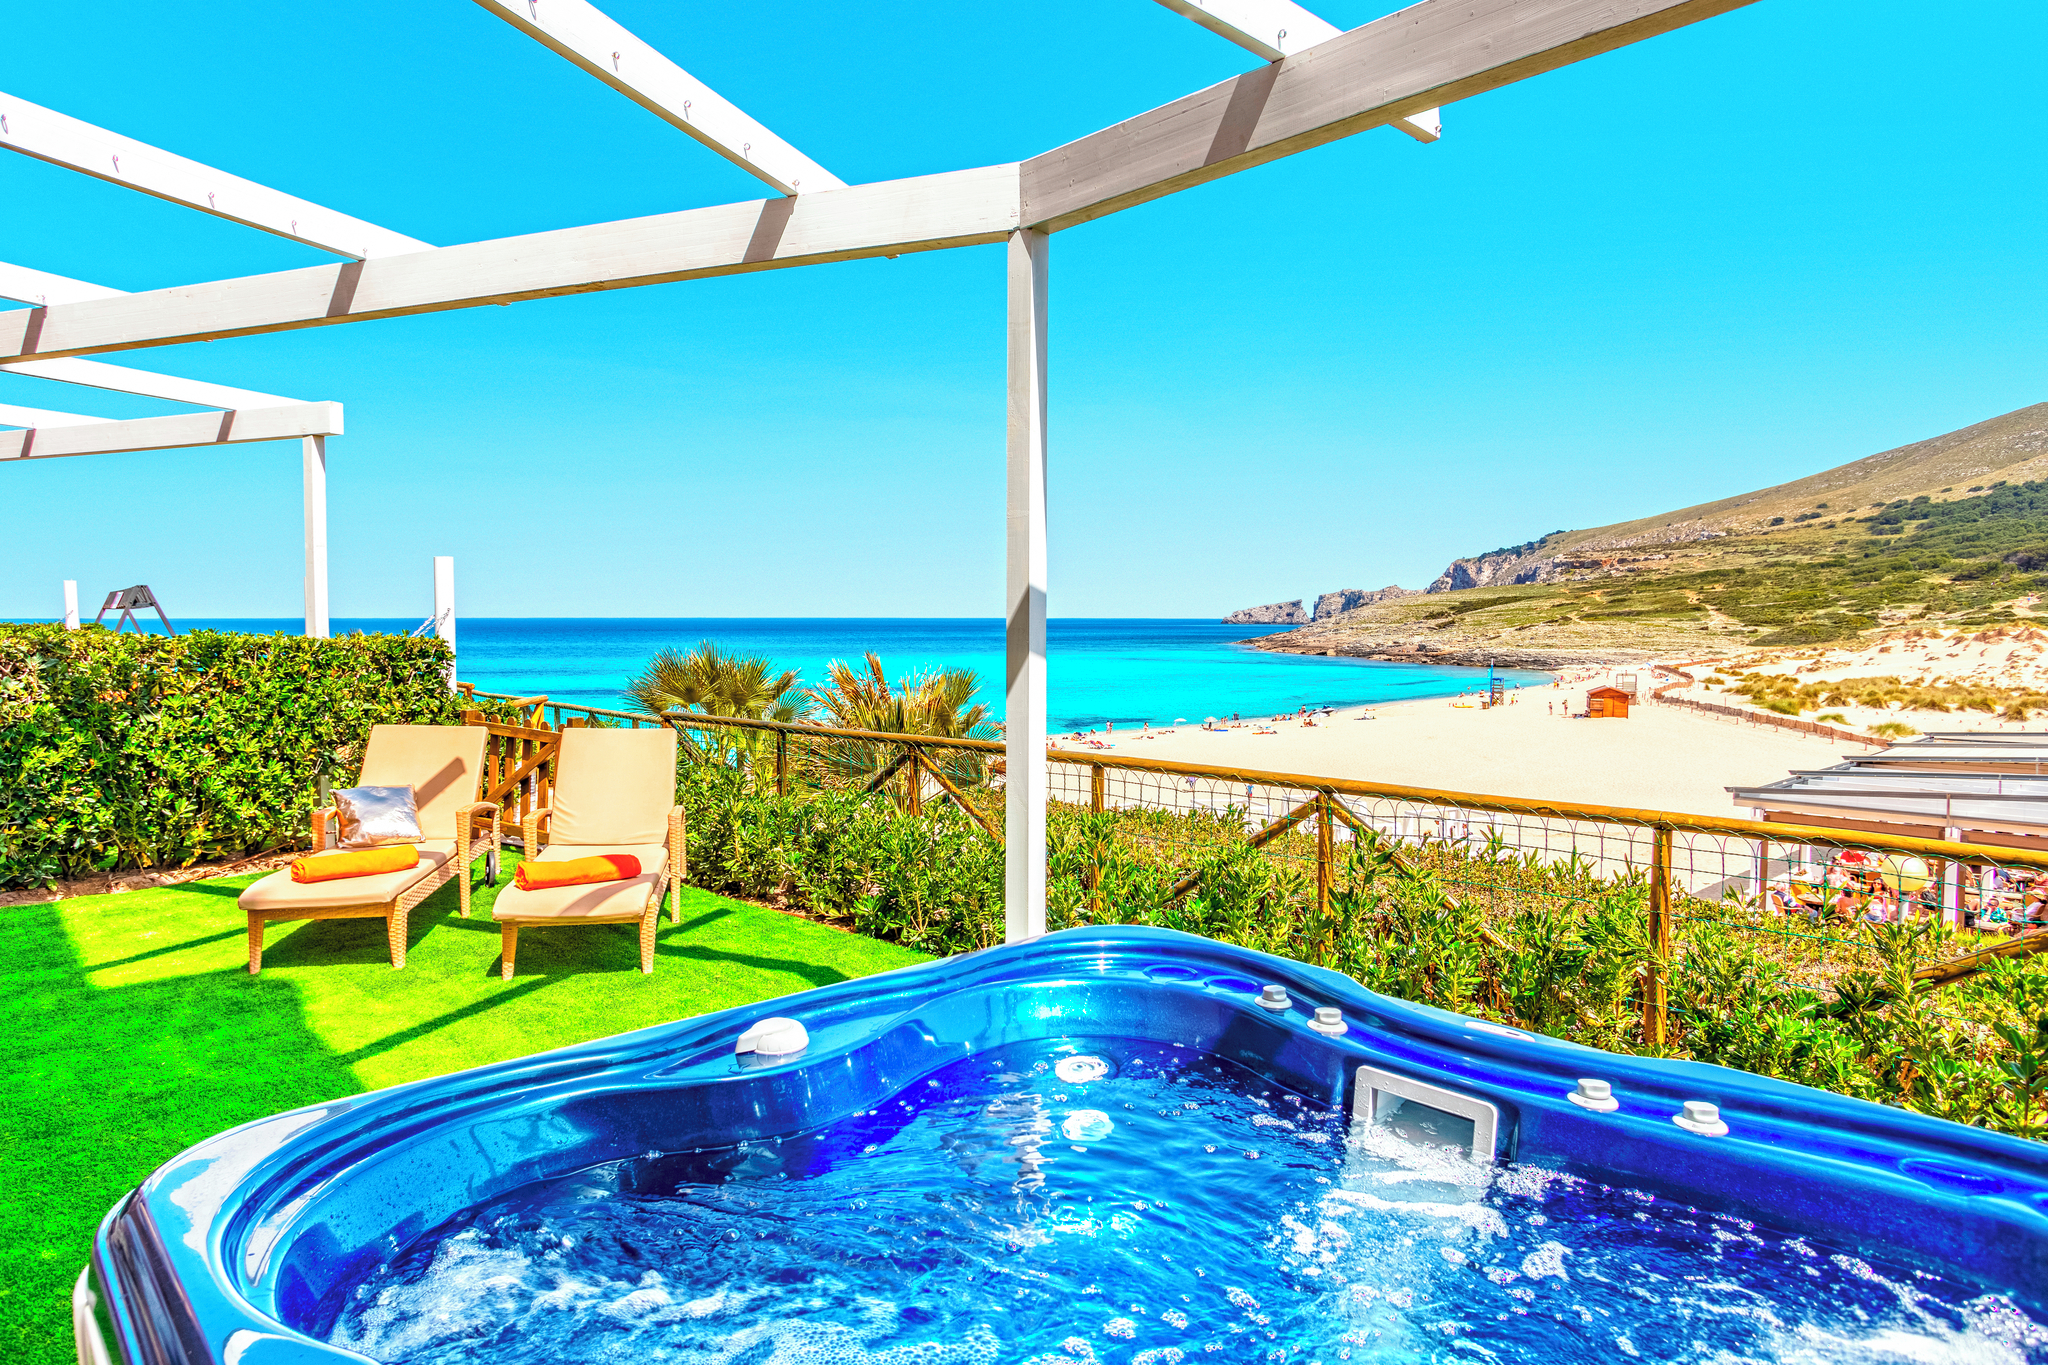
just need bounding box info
[1222,599,1309,625]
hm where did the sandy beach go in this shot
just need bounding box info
[1056,672,1855,820]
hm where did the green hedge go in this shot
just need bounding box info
[0,625,464,888]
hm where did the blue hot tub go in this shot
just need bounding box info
[83,927,2048,1364]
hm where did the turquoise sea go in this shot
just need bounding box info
[22,618,1548,732]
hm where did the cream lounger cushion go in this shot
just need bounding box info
[493,843,667,921]
[240,841,453,912]
[355,725,489,839]
[547,729,677,846]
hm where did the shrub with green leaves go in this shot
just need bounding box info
[0,625,466,887]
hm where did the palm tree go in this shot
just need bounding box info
[807,653,998,799]
[623,641,810,777]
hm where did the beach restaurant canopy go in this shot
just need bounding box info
[1,0,1765,941]
[1729,766,2048,853]
[1834,733,2048,776]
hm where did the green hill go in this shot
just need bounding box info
[1261,404,2048,665]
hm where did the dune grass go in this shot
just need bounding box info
[0,858,928,1365]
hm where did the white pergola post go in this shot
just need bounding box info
[433,555,456,689]
[302,435,329,638]
[1005,228,1049,943]
[62,579,78,629]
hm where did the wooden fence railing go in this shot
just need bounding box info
[1649,664,1880,747]
[459,712,561,840]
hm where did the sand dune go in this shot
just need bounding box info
[1673,624,2048,733]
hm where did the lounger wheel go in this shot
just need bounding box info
[485,848,499,886]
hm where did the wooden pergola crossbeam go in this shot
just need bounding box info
[1151,0,1340,60]
[469,0,845,196]
[0,164,1023,361]
[1,264,300,406]
[0,0,1753,365]
[2,357,299,409]
[0,259,126,307]
[0,401,112,429]
[1026,0,1750,231]
[0,401,342,463]
[0,90,430,260]
[1149,0,1441,141]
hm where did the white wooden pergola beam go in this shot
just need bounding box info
[0,91,430,260]
[0,401,342,462]
[0,164,1021,361]
[0,260,126,307]
[1029,0,1752,231]
[1151,0,1442,142]
[1152,0,1340,60]
[0,263,299,404]
[0,401,116,429]
[0,357,299,410]
[469,0,845,196]
[0,0,1753,365]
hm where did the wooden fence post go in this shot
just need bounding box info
[1087,764,1107,917]
[1644,826,1674,1046]
[775,731,789,797]
[1316,791,1334,921]
[904,745,923,815]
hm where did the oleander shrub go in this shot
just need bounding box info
[0,624,467,887]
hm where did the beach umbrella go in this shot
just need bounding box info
[1833,849,1878,868]
[1878,855,1930,894]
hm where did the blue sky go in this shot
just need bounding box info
[2,0,2043,622]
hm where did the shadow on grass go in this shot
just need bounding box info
[486,904,843,989]
[679,907,734,933]
[331,976,556,1067]
[91,926,246,972]
[661,940,852,990]
[165,880,249,900]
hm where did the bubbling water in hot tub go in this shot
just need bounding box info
[326,1040,2048,1365]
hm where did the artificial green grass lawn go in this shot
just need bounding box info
[0,859,929,1365]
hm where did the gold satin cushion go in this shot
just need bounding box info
[334,784,425,848]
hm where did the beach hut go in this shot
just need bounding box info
[1587,686,1631,719]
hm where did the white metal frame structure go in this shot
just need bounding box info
[0,89,398,638]
[0,261,344,637]
[1,0,1761,938]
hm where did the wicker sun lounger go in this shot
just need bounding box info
[237,725,499,974]
[490,726,682,980]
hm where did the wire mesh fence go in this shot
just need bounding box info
[1052,753,2048,1028]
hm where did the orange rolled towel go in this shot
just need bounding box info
[515,854,642,891]
[291,845,420,883]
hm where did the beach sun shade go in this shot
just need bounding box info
[1879,856,1931,894]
